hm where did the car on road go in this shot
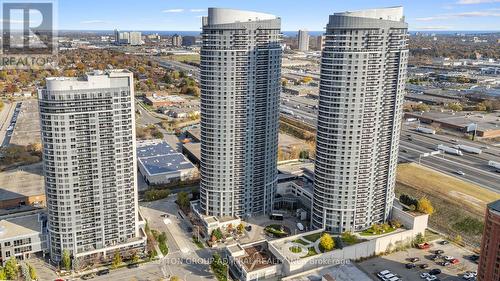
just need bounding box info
[81,274,95,280]
[405,263,416,269]
[402,149,409,153]
[420,272,430,279]
[127,263,139,269]
[455,170,466,176]
[97,269,110,276]
[429,269,442,275]
[451,139,458,142]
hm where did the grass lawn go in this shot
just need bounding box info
[289,246,302,253]
[395,163,496,248]
[360,227,397,236]
[303,232,322,243]
[305,247,318,257]
[162,54,200,64]
[293,239,310,246]
[397,163,500,216]
[193,237,205,249]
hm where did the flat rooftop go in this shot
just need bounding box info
[284,263,372,281]
[137,140,195,175]
[0,213,43,241]
[0,162,44,201]
[488,199,500,213]
[407,111,500,132]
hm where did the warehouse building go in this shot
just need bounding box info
[137,140,199,185]
[404,111,500,138]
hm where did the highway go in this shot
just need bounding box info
[148,57,500,192]
[399,129,500,192]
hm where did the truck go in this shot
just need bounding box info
[488,160,500,170]
[437,144,463,156]
[280,108,295,116]
[416,127,436,134]
[455,144,482,154]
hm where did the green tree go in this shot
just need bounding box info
[177,191,190,209]
[28,263,37,278]
[210,253,227,281]
[0,267,6,280]
[319,233,335,251]
[111,251,122,269]
[417,197,435,215]
[131,251,140,263]
[414,233,425,245]
[62,249,71,271]
[5,256,19,280]
[237,223,244,234]
[447,102,463,112]
[212,228,223,240]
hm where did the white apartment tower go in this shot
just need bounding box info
[312,7,408,233]
[199,8,282,218]
[39,70,145,262]
[298,29,309,51]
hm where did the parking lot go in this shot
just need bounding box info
[358,240,478,281]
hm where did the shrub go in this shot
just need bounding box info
[319,233,335,251]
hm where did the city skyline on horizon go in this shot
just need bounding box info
[48,0,500,31]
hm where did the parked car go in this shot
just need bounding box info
[245,225,252,231]
[127,263,139,269]
[468,255,480,261]
[420,272,430,279]
[406,263,416,269]
[97,269,110,276]
[430,254,441,261]
[418,242,431,249]
[420,263,429,269]
[377,270,391,279]
[81,274,95,280]
[410,257,421,262]
[439,240,449,245]
[439,261,451,266]
[429,269,442,275]
[435,249,444,254]
[426,276,438,281]
[444,256,454,261]
[451,258,460,264]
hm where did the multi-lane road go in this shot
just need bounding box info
[399,129,500,192]
[153,58,500,192]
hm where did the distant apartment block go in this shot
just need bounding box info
[478,200,500,281]
[199,8,282,218]
[114,30,143,45]
[39,70,146,262]
[297,29,309,51]
[313,7,408,233]
[172,34,183,47]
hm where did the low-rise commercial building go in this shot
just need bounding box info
[0,211,48,265]
[137,140,199,185]
[404,111,500,138]
[144,94,187,107]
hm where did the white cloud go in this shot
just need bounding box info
[80,20,107,24]
[457,0,500,4]
[190,9,205,12]
[162,9,184,13]
[416,10,500,21]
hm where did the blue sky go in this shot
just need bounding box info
[56,0,500,31]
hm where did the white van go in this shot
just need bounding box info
[296,223,304,231]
